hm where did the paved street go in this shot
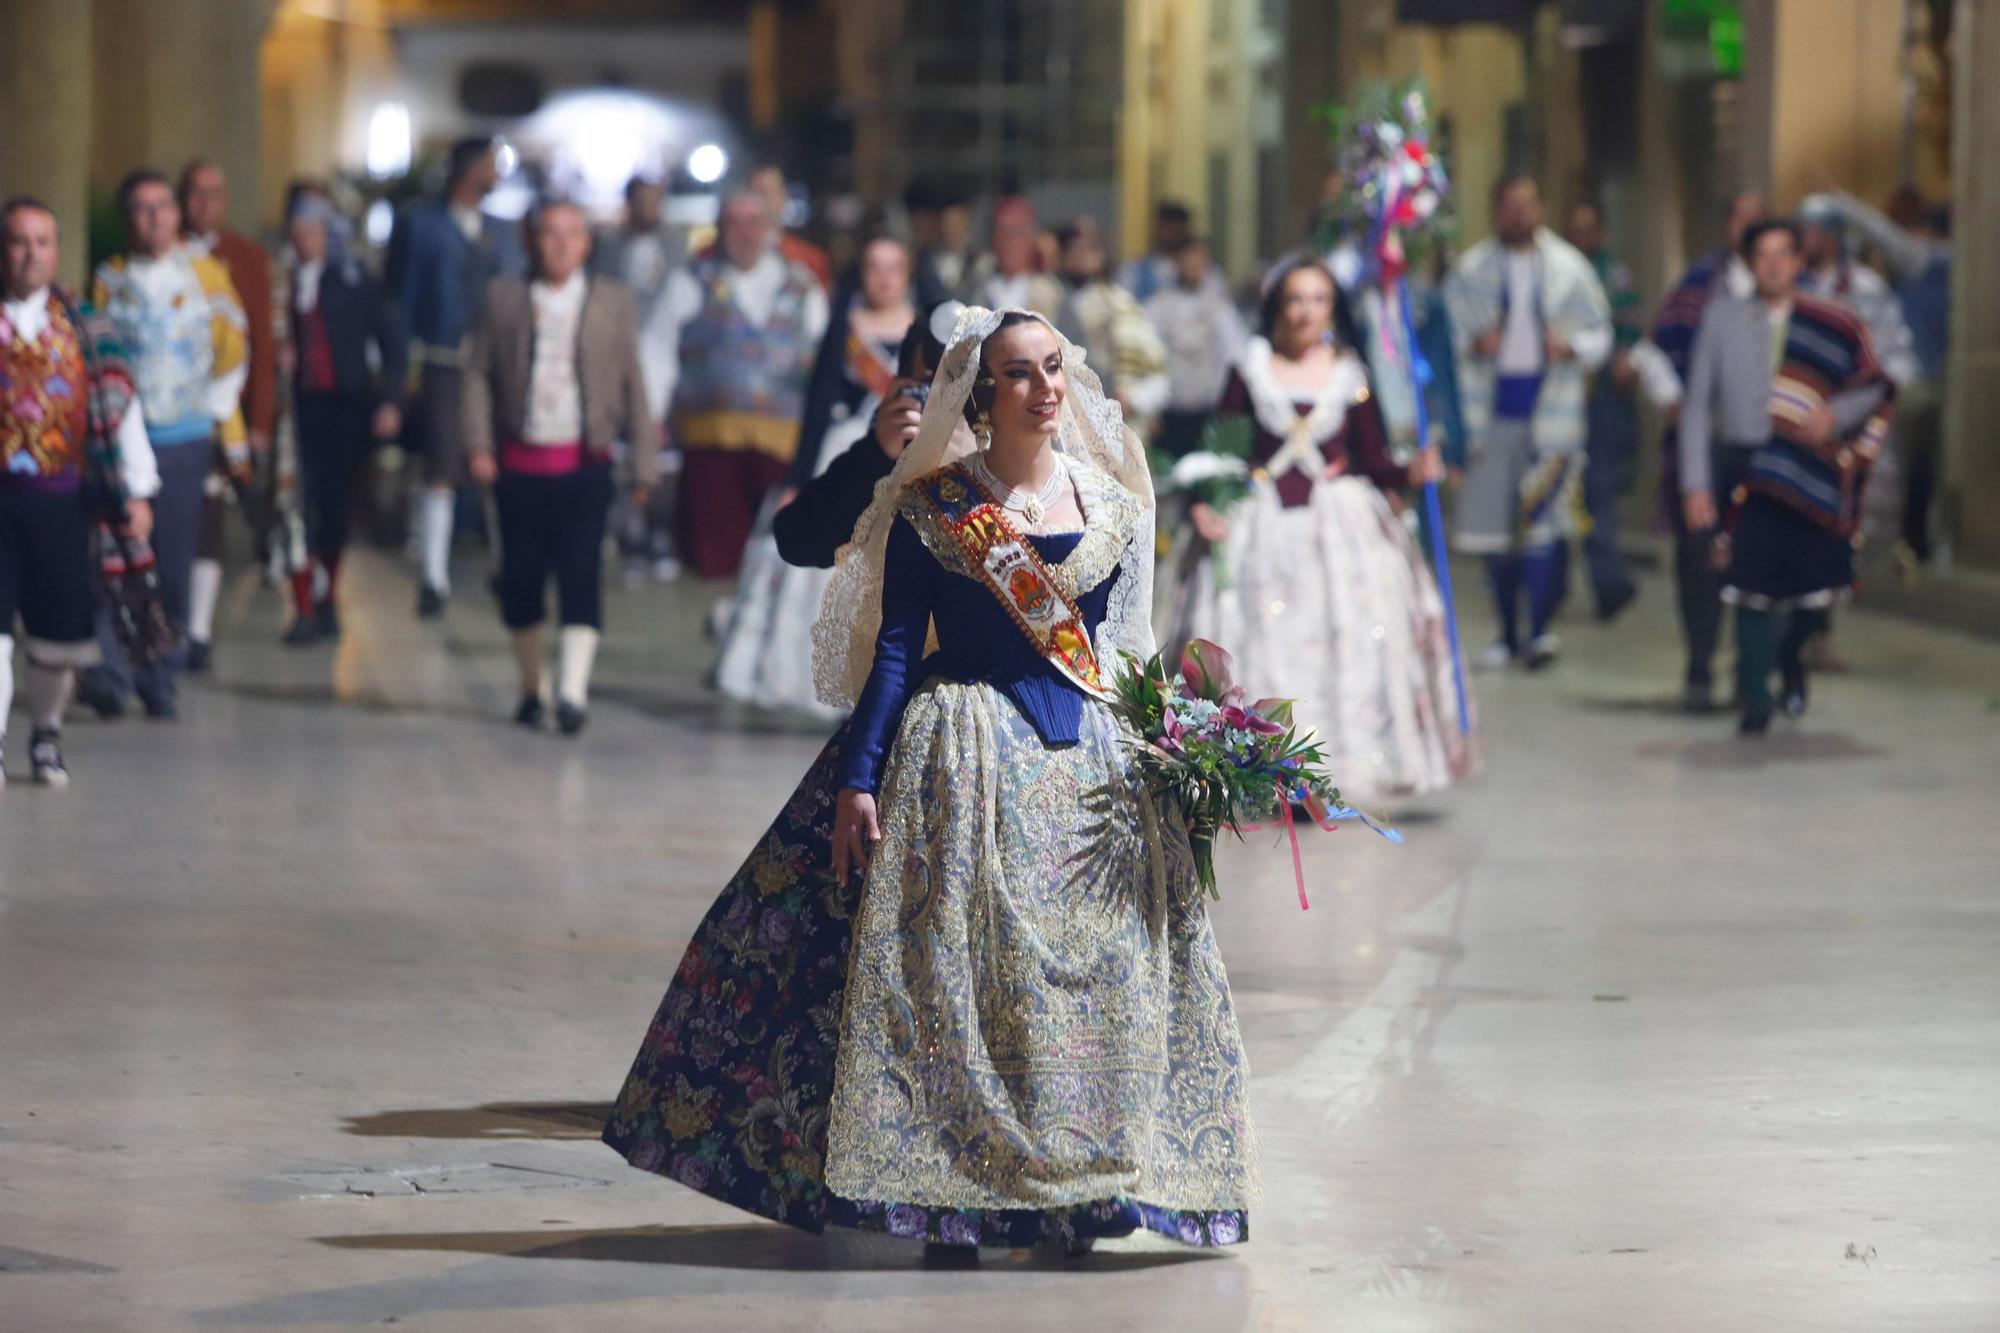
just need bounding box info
[4,548,1998,1332]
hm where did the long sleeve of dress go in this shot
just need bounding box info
[772,432,895,568]
[1340,391,1410,493]
[787,291,858,491]
[837,516,937,794]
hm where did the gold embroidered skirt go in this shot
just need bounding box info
[824,678,1262,1219]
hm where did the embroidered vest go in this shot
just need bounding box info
[672,257,817,460]
[98,255,216,444]
[0,303,91,491]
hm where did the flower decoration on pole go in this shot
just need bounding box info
[1314,80,1471,738]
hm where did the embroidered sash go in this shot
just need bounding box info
[912,466,1106,697]
[844,325,900,401]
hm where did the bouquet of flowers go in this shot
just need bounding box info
[1108,639,1399,903]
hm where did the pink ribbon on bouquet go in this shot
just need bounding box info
[1236,787,1403,912]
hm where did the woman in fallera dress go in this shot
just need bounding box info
[1178,255,1479,801]
[603,307,1261,1260]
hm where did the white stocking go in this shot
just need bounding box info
[0,635,14,736]
[21,658,73,731]
[422,488,455,594]
[557,625,599,708]
[188,558,223,643]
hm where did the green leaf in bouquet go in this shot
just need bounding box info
[1196,414,1255,462]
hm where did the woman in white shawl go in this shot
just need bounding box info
[1177,255,1479,801]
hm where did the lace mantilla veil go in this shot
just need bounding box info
[811,305,1159,710]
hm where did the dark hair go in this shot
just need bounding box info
[625,174,662,202]
[1155,200,1193,227]
[1268,252,1367,351]
[1490,173,1539,207]
[445,137,495,191]
[898,303,951,380]
[1258,253,1340,340]
[117,167,172,218]
[0,195,55,231]
[963,310,1044,428]
[176,158,220,211]
[1739,217,1803,262]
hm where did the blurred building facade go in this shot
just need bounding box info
[0,0,1993,569]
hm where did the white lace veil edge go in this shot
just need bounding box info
[810,306,1158,711]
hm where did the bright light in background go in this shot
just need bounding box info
[364,199,395,248]
[687,143,728,185]
[509,89,729,215]
[494,139,520,179]
[365,102,413,180]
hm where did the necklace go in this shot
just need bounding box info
[971,453,1068,526]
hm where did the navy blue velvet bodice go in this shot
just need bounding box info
[837,516,1119,793]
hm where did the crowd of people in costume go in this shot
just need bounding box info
[1,137,1935,776]
[0,114,1940,1277]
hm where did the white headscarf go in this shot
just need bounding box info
[810,305,1159,709]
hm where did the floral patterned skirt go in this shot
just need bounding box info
[602,686,1261,1249]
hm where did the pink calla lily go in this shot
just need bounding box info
[1221,704,1284,736]
[1178,639,1238,703]
[1253,697,1296,728]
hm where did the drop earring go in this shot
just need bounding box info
[974,409,992,447]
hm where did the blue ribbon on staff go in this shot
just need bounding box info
[1392,276,1471,737]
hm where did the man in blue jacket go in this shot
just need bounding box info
[387,137,523,618]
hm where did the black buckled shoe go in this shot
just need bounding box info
[29,728,69,788]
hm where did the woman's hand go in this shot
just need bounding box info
[1410,445,1444,485]
[1190,501,1229,545]
[832,787,881,886]
[873,380,924,461]
[1318,455,1349,482]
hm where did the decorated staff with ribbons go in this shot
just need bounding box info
[603,308,1261,1262]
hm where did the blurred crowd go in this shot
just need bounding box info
[0,129,1951,783]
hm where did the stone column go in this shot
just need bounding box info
[90,0,277,235]
[0,0,95,287]
[1740,0,1904,208]
[1942,0,2000,569]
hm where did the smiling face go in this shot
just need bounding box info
[979,318,1065,443]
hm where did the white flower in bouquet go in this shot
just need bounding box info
[1169,451,1249,491]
